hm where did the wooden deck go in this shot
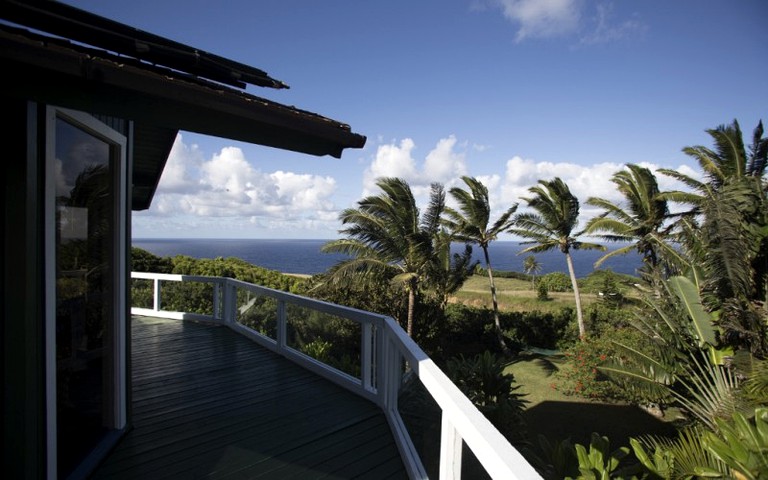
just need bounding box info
[92,317,407,479]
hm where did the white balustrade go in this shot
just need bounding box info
[130,272,542,480]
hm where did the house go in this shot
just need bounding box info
[1,1,366,477]
[2,2,542,479]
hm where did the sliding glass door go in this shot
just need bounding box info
[46,108,127,479]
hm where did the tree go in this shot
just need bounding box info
[444,176,518,354]
[320,177,450,337]
[584,164,670,273]
[426,230,476,310]
[509,177,604,339]
[659,120,768,326]
[523,255,542,291]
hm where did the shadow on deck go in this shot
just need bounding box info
[92,317,407,479]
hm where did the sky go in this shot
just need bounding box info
[60,0,768,240]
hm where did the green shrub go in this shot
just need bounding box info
[505,308,577,351]
[131,247,173,273]
[537,281,550,301]
[445,351,528,442]
[474,267,531,281]
[540,272,572,292]
[553,329,651,403]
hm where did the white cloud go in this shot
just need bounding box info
[363,135,468,196]
[499,158,698,233]
[155,134,204,193]
[424,136,468,182]
[484,0,645,44]
[364,138,419,190]
[138,135,340,233]
[579,3,646,46]
[492,0,581,41]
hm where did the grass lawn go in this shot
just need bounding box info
[505,353,681,449]
[452,273,642,313]
[451,275,601,313]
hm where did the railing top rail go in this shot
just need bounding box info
[383,317,542,480]
[226,277,388,326]
[131,272,388,327]
[131,271,218,283]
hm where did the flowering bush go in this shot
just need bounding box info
[553,337,626,401]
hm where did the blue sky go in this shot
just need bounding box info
[61,0,768,239]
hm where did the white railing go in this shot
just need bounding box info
[130,272,542,480]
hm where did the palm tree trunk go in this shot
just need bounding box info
[565,252,586,340]
[483,246,511,355]
[406,282,416,337]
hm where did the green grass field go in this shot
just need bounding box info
[451,275,601,313]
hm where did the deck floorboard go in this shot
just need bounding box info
[92,317,407,479]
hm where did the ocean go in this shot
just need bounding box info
[132,238,644,278]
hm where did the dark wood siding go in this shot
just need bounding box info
[2,98,46,479]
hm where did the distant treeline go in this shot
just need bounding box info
[131,247,307,293]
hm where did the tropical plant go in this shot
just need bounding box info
[445,350,527,440]
[631,407,768,480]
[584,164,670,274]
[571,433,633,480]
[658,119,768,354]
[320,177,465,336]
[444,175,518,354]
[601,275,729,406]
[524,255,543,290]
[510,177,605,339]
[533,433,636,480]
[426,230,476,310]
[631,428,726,479]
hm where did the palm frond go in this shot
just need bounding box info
[657,168,706,193]
[743,360,768,404]
[421,182,445,235]
[673,353,742,431]
[747,120,768,176]
[592,243,636,268]
[633,429,728,478]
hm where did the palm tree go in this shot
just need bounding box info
[655,120,768,359]
[658,120,768,306]
[584,164,670,273]
[427,230,476,310]
[509,177,604,339]
[444,176,518,354]
[523,255,542,290]
[321,177,445,337]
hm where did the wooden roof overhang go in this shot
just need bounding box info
[0,1,366,210]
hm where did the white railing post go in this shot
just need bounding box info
[276,299,287,352]
[213,279,221,321]
[361,323,373,394]
[439,413,463,480]
[153,277,161,313]
[382,334,398,412]
[223,280,235,325]
[374,323,386,407]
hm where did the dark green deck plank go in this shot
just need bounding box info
[206,414,391,479]
[92,317,406,479]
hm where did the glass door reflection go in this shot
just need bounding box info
[54,116,118,478]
